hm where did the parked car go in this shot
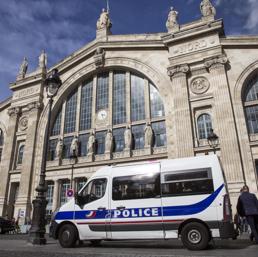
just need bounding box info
[0,217,15,234]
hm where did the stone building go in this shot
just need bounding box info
[0,1,258,224]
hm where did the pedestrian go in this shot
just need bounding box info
[237,185,258,244]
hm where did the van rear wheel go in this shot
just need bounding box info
[181,222,209,250]
[58,224,78,248]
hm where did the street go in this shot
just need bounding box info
[0,234,257,257]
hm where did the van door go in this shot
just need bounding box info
[110,163,164,239]
[74,177,110,240]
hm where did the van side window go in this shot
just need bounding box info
[112,172,160,201]
[161,169,214,197]
[80,178,107,204]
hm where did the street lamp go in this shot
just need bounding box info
[70,138,79,191]
[29,68,62,245]
[207,129,219,154]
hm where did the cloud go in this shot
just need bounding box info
[244,0,258,31]
[0,0,98,102]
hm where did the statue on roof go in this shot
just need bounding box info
[97,8,112,30]
[166,7,179,33]
[200,0,216,18]
[39,50,47,69]
[18,57,28,79]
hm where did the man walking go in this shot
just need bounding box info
[237,185,258,243]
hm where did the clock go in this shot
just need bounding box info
[97,110,107,121]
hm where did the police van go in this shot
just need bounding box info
[50,155,236,250]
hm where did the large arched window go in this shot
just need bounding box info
[197,114,213,139]
[49,70,167,160]
[244,74,258,134]
[0,129,3,162]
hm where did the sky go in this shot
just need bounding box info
[1,0,258,103]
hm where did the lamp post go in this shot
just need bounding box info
[29,68,62,244]
[70,141,78,191]
[207,129,219,154]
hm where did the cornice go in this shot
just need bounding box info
[162,18,224,45]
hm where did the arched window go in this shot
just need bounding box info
[197,114,213,139]
[244,74,258,134]
[49,71,167,160]
[0,129,3,162]
[17,145,25,165]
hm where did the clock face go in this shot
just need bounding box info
[97,110,107,121]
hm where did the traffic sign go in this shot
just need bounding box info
[66,189,74,198]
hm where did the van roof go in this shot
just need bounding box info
[92,155,219,177]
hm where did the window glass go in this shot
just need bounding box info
[48,139,58,161]
[46,182,54,214]
[62,137,73,159]
[95,131,106,155]
[150,84,165,118]
[161,169,214,197]
[113,72,126,125]
[245,75,258,102]
[112,172,160,201]
[245,106,258,134]
[51,108,62,136]
[60,180,71,206]
[152,121,167,147]
[80,80,93,131]
[132,125,145,150]
[113,128,125,152]
[79,134,89,157]
[131,74,145,121]
[96,74,109,111]
[17,145,25,165]
[76,178,87,192]
[0,129,3,146]
[64,90,78,134]
[197,114,213,139]
[80,178,107,204]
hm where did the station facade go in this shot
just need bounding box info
[0,1,258,224]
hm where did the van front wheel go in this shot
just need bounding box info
[58,224,78,248]
[181,222,209,250]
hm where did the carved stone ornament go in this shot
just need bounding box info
[19,116,28,131]
[190,77,210,95]
[94,48,105,68]
[204,55,228,69]
[166,7,179,33]
[17,57,28,80]
[24,102,43,112]
[8,107,21,117]
[167,64,189,78]
[96,8,112,30]
[200,0,216,19]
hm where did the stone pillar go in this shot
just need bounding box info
[52,180,60,211]
[0,107,21,216]
[15,102,42,224]
[204,55,245,192]
[167,64,194,158]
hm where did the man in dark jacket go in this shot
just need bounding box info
[237,185,258,243]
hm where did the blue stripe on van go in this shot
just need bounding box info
[55,184,224,221]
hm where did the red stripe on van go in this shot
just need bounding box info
[77,219,183,225]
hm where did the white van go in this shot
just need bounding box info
[50,155,236,250]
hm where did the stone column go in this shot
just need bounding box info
[52,180,60,211]
[204,55,245,192]
[167,64,194,158]
[15,102,42,224]
[0,107,21,216]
